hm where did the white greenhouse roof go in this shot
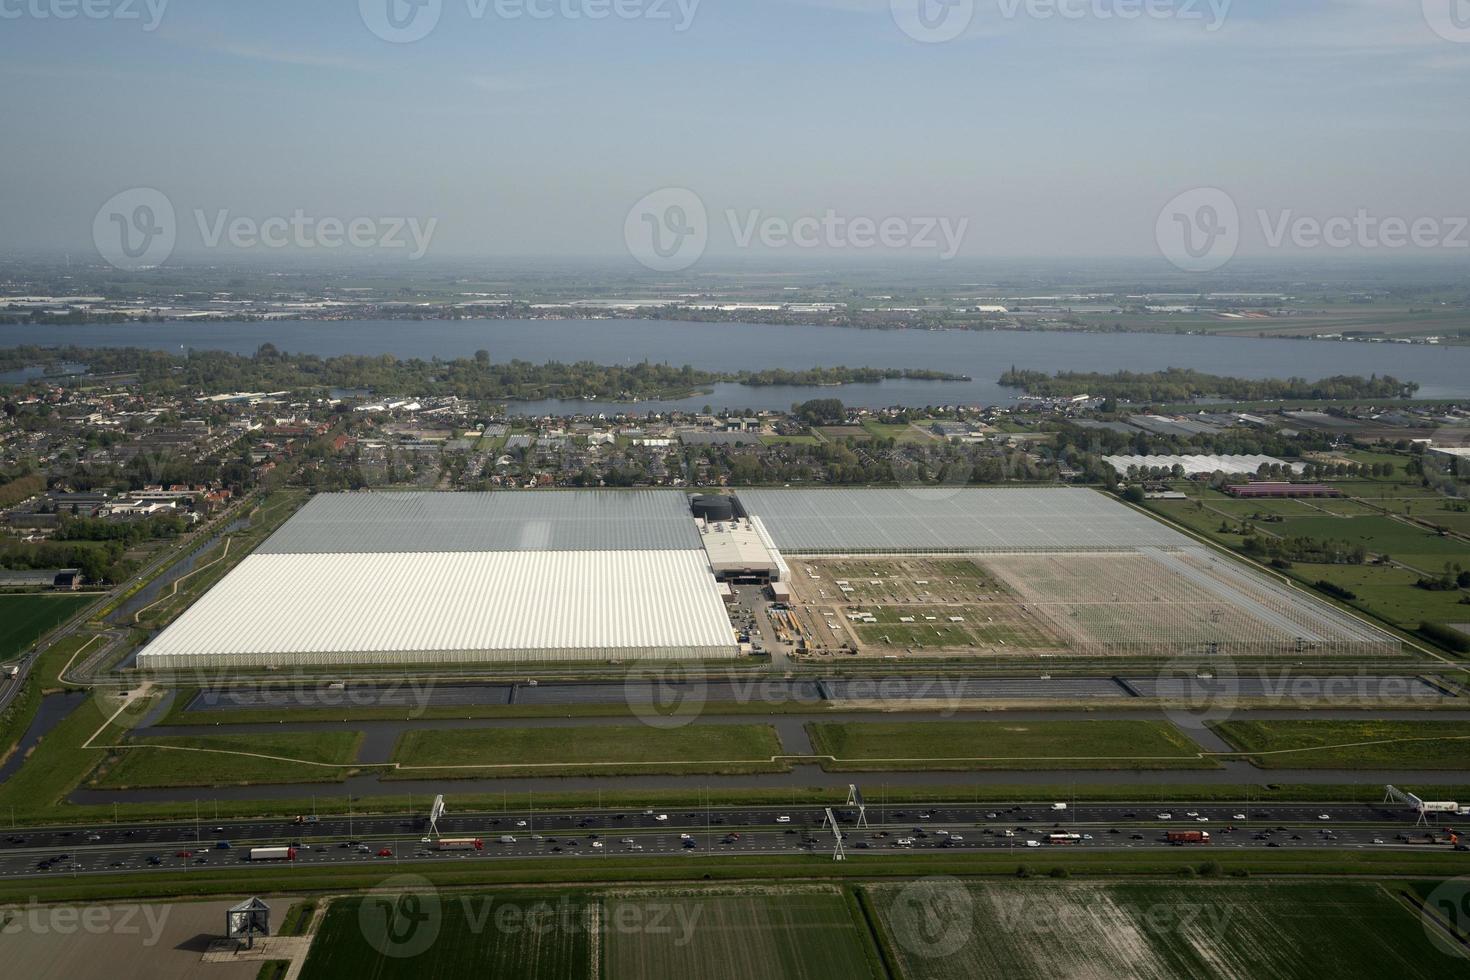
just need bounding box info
[735,487,1187,554]
[258,491,701,554]
[137,550,738,666]
[1102,454,1296,478]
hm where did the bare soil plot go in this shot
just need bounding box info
[980,549,1397,658]
[0,898,264,980]
[787,558,1066,656]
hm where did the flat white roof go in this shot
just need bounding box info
[699,519,779,575]
[138,550,738,666]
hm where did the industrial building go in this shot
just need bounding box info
[137,491,738,668]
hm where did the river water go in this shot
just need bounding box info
[3,320,1466,413]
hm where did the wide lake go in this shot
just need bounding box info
[3,319,1466,414]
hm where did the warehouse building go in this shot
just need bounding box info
[137,491,738,668]
[699,518,781,582]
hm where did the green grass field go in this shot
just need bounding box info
[0,593,94,659]
[391,724,788,778]
[1277,516,1467,559]
[1212,720,1470,769]
[91,731,362,788]
[808,720,1213,771]
[872,881,1455,980]
[0,692,140,816]
[604,888,882,980]
[861,420,937,444]
[1300,562,1470,630]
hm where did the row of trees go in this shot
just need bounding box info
[3,346,963,404]
[1000,367,1418,402]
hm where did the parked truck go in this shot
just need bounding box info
[248,846,297,862]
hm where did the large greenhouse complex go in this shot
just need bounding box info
[136,487,1401,669]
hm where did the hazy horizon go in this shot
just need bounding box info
[3,1,1468,270]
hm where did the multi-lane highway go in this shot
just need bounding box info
[2,800,1461,880]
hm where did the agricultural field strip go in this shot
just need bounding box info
[82,728,1254,771]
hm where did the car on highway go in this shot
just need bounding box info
[376,848,393,858]
[1157,813,1172,820]
[776,816,792,824]
[175,850,193,859]
[1025,840,1041,848]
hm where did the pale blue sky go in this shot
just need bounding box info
[1,0,1466,261]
